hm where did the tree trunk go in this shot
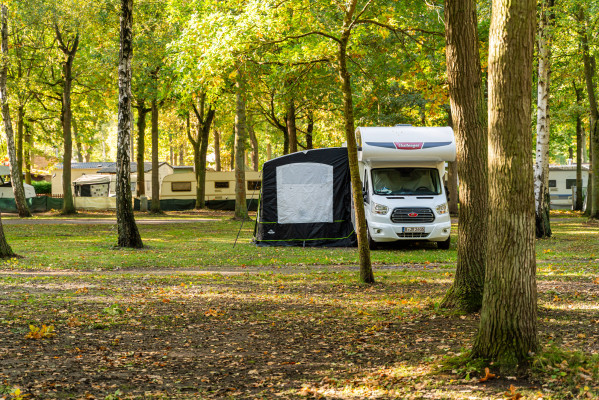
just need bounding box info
[447,161,459,215]
[338,14,374,284]
[574,83,584,210]
[55,25,79,215]
[24,123,32,185]
[247,113,259,171]
[150,98,160,213]
[267,143,272,160]
[169,133,174,165]
[73,118,84,163]
[0,7,30,218]
[179,145,184,165]
[534,0,554,238]
[136,103,149,197]
[234,67,248,220]
[441,0,487,312]
[579,10,598,217]
[286,98,297,153]
[195,113,213,209]
[214,128,221,172]
[16,105,23,176]
[306,110,314,150]
[116,0,143,248]
[472,0,537,371]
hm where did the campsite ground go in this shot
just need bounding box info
[0,210,597,399]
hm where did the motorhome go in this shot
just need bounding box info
[0,165,36,199]
[356,126,456,249]
[547,164,589,209]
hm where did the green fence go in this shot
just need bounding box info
[0,196,257,213]
[0,196,64,213]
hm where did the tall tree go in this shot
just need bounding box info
[234,66,248,220]
[189,93,216,209]
[54,23,78,214]
[440,0,488,312]
[577,8,599,218]
[116,0,143,248]
[574,82,584,211]
[472,0,538,371]
[133,100,150,197]
[150,97,160,213]
[0,4,30,218]
[534,0,555,238]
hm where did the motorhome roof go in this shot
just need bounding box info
[356,126,456,163]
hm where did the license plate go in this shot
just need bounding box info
[403,227,425,233]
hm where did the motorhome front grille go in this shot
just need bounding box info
[390,208,435,223]
[396,232,430,238]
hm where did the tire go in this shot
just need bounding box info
[437,236,451,250]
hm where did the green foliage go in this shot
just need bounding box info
[31,181,51,194]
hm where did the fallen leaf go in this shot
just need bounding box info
[504,384,523,399]
[479,367,496,383]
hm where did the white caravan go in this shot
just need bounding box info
[0,165,36,199]
[356,126,456,249]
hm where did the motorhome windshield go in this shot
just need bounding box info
[371,168,441,195]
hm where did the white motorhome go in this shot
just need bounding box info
[356,126,456,249]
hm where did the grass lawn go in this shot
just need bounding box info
[0,210,597,399]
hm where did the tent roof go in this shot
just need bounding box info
[73,174,111,185]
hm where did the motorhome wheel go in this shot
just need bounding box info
[437,236,451,250]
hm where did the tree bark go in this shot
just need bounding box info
[286,97,297,153]
[534,0,554,238]
[578,10,599,218]
[234,67,248,220]
[24,123,32,185]
[306,110,314,150]
[1,7,30,218]
[73,118,84,163]
[191,96,216,209]
[574,82,584,210]
[441,0,488,312]
[447,161,459,215]
[16,105,23,176]
[338,1,374,284]
[116,0,143,248]
[150,98,160,213]
[135,101,150,197]
[247,112,259,171]
[214,128,221,172]
[55,24,78,215]
[472,0,537,371]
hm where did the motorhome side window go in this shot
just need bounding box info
[566,179,577,189]
[371,168,441,195]
[548,180,556,188]
[215,181,229,189]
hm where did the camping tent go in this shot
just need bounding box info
[254,147,356,247]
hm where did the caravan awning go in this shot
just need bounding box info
[73,174,111,185]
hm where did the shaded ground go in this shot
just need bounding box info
[0,212,597,399]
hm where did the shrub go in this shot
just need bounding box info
[31,181,51,194]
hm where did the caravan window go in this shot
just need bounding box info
[215,181,229,189]
[172,182,192,192]
[371,168,441,196]
[548,180,556,188]
[566,179,577,189]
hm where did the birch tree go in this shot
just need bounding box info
[0,5,30,218]
[534,0,555,238]
[116,0,143,248]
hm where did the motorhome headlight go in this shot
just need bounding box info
[436,203,449,215]
[372,201,389,215]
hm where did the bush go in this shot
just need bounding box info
[31,181,52,194]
